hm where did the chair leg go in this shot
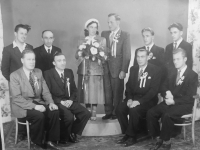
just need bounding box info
[192,122,195,146]
[183,126,186,140]
[26,121,31,149]
[15,118,18,144]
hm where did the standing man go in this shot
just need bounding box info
[10,50,61,150]
[101,13,131,120]
[165,23,193,70]
[1,24,33,81]
[116,49,161,147]
[133,27,165,85]
[34,30,61,73]
[44,53,90,145]
[147,48,198,150]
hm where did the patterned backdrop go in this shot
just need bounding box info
[187,0,200,120]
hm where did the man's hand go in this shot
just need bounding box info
[35,105,46,112]
[130,101,140,108]
[119,71,126,79]
[165,98,175,105]
[127,99,133,107]
[49,103,58,111]
[61,100,73,108]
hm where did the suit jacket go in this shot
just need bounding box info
[10,68,54,118]
[101,30,131,78]
[75,36,106,75]
[164,40,193,69]
[44,68,77,104]
[34,45,62,73]
[161,67,198,105]
[1,43,33,81]
[125,63,161,106]
[133,45,165,67]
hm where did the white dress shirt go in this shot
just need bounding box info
[174,37,183,49]
[44,45,52,54]
[13,41,27,53]
[145,42,154,51]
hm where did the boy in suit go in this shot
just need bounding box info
[44,53,90,144]
[147,48,198,150]
[10,50,60,150]
[101,13,131,120]
[116,49,161,147]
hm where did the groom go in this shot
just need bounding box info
[101,13,131,120]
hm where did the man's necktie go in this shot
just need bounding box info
[29,72,36,95]
[176,70,181,85]
[138,69,143,81]
[146,46,149,51]
[173,42,177,50]
[48,49,51,54]
[61,73,65,83]
[109,32,114,46]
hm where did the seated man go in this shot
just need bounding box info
[10,50,60,150]
[147,48,198,150]
[44,52,90,144]
[116,49,161,147]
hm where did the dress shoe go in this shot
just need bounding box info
[123,137,137,147]
[162,143,171,150]
[31,143,44,150]
[149,140,163,150]
[102,114,112,120]
[110,115,117,120]
[69,133,79,143]
[46,141,60,150]
[117,135,130,144]
[59,140,70,145]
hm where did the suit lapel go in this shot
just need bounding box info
[52,68,65,92]
[40,45,48,57]
[51,46,58,56]
[134,66,140,90]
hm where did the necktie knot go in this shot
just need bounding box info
[61,73,65,83]
[48,49,51,54]
[173,42,177,50]
[146,46,149,51]
[138,69,143,81]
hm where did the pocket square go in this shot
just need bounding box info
[148,76,151,79]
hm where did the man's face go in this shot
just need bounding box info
[137,51,148,67]
[87,23,98,36]
[170,27,183,42]
[53,55,66,70]
[108,16,119,31]
[21,53,35,70]
[14,28,28,43]
[42,31,54,47]
[173,52,187,69]
[142,31,154,46]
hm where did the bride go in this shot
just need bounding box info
[75,18,107,121]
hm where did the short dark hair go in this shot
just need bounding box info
[137,48,150,56]
[21,49,35,58]
[42,30,54,37]
[108,13,121,21]
[168,23,183,31]
[84,21,99,37]
[53,52,65,61]
[173,47,187,57]
[141,27,154,36]
[14,24,31,33]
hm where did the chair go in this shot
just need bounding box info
[174,95,200,146]
[15,118,31,149]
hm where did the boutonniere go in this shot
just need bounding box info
[152,56,156,59]
[148,76,151,79]
[140,72,148,88]
[66,78,70,97]
[113,33,121,43]
[148,52,153,59]
[33,75,39,89]
[177,76,185,85]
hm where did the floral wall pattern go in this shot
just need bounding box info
[0,4,11,123]
[187,0,200,120]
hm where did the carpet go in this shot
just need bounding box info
[3,121,200,150]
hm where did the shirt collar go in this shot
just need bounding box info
[55,68,64,77]
[174,37,183,48]
[111,27,120,35]
[13,41,27,51]
[145,42,154,51]
[139,64,148,72]
[44,45,52,52]
[178,65,187,77]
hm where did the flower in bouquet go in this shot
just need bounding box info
[92,41,100,48]
[90,47,98,55]
[79,44,86,50]
[99,51,105,57]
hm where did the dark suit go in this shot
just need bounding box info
[44,68,90,140]
[101,30,131,115]
[10,68,60,145]
[147,67,198,141]
[116,64,161,136]
[164,40,193,69]
[133,45,166,86]
[1,43,33,81]
[34,45,61,73]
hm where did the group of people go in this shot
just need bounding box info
[0,12,198,150]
